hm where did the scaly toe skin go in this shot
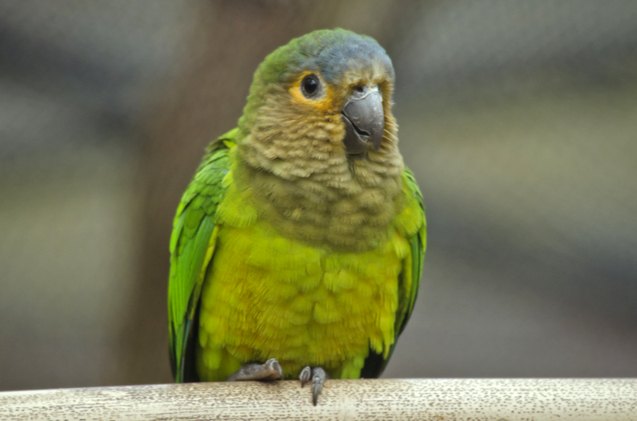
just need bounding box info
[227,358,283,381]
[311,367,327,406]
[298,366,327,405]
[263,358,283,380]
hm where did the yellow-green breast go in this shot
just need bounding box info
[193,131,421,380]
[196,216,409,380]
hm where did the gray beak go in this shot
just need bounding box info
[341,86,384,157]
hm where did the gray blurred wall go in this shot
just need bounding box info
[0,0,636,391]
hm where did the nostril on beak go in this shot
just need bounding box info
[341,86,384,157]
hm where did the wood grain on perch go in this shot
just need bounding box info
[1,378,636,420]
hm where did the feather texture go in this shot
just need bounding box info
[167,29,426,383]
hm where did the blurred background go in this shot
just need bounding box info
[1,0,636,391]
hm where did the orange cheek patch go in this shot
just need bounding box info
[289,72,336,112]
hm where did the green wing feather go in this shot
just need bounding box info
[361,167,426,377]
[168,128,237,382]
[396,167,427,335]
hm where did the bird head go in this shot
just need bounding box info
[237,29,399,178]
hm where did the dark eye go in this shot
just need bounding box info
[301,74,320,98]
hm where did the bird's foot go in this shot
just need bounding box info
[227,358,283,381]
[299,366,327,406]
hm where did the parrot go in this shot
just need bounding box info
[167,28,426,405]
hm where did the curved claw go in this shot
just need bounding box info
[299,366,312,387]
[299,366,327,406]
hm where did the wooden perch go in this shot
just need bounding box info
[1,378,636,420]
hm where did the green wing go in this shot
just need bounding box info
[395,167,427,335]
[168,129,237,382]
[361,167,427,377]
